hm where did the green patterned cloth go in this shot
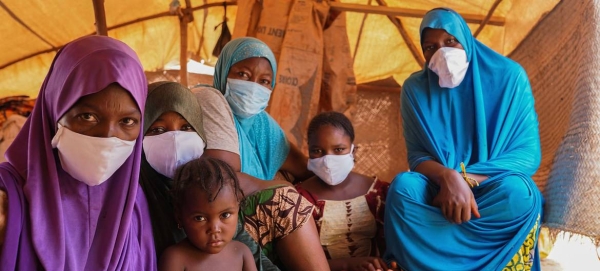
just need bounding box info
[237,185,314,270]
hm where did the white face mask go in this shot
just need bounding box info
[225,78,272,118]
[143,131,205,179]
[428,47,470,88]
[51,124,136,186]
[307,145,355,186]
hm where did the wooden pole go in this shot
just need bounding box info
[353,0,372,60]
[92,0,108,36]
[179,0,194,87]
[474,0,503,38]
[328,1,505,26]
[179,17,189,87]
[375,0,425,67]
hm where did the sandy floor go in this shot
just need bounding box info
[541,233,600,270]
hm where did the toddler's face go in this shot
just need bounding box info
[178,185,239,254]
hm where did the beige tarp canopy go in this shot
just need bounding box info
[3,0,599,244]
[0,0,558,98]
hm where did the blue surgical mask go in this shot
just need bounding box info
[225,78,272,118]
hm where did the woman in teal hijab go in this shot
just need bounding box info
[385,8,543,271]
[212,37,311,182]
[143,82,329,271]
[200,38,329,270]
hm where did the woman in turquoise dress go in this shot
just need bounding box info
[384,8,543,271]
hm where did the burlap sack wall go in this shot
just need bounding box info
[509,0,581,194]
[320,10,358,118]
[270,0,329,149]
[510,0,600,240]
[233,0,357,151]
[233,0,294,60]
[352,81,407,182]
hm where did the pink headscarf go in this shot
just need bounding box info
[0,35,156,270]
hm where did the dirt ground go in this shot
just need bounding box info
[541,233,600,270]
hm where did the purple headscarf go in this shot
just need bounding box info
[0,36,156,270]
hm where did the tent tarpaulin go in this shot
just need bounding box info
[0,0,236,97]
[0,0,559,98]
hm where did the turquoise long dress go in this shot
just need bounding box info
[384,8,543,271]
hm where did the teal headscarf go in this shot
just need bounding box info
[214,37,277,94]
[384,8,543,270]
[213,37,289,180]
[419,8,474,62]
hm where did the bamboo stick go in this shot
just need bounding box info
[92,0,108,36]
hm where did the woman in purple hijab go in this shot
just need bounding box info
[0,36,156,270]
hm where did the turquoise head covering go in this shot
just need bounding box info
[419,8,474,62]
[213,37,277,94]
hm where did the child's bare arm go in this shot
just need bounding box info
[158,246,186,271]
[239,242,258,271]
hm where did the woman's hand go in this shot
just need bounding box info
[432,169,480,223]
[330,256,391,271]
[388,261,402,271]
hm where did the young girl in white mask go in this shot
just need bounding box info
[295,112,391,271]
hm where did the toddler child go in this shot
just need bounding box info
[158,157,257,271]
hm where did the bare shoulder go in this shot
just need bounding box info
[229,240,254,262]
[353,171,375,181]
[230,240,252,255]
[347,172,377,193]
[296,175,321,191]
[230,240,258,271]
[158,243,188,271]
[351,172,376,184]
[158,245,185,270]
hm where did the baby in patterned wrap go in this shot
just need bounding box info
[295,111,392,271]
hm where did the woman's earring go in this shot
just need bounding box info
[177,223,182,229]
